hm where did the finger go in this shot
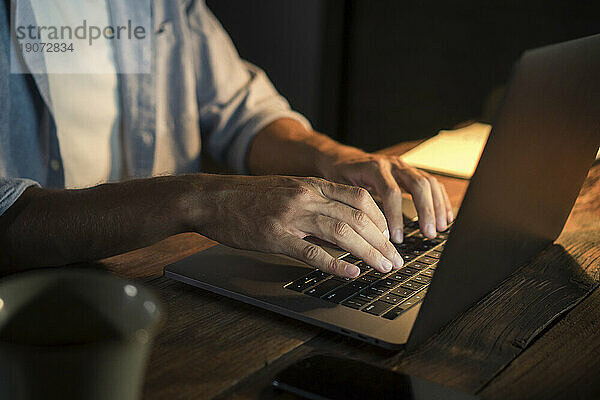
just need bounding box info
[304,214,394,273]
[425,174,448,232]
[307,200,403,269]
[394,167,437,238]
[441,184,454,224]
[279,234,360,278]
[317,181,388,234]
[364,166,405,244]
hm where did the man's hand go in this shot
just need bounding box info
[185,175,403,278]
[248,119,454,244]
[320,152,454,243]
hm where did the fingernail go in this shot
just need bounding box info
[345,264,360,277]
[448,211,454,223]
[437,217,447,231]
[393,253,404,269]
[392,228,403,243]
[383,229,390,240]
[425,223,436,238]
[381,258,393,272]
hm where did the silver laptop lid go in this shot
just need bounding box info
[408,34,600,348]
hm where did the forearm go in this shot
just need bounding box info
[0,176,193,273]
[247,118,365,177]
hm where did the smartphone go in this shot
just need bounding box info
[272,355,479,400]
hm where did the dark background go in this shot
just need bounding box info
[206,0,599,152]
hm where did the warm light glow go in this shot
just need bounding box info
[400,122,492,179]
[0,298,3,311]
[144,300,156,314]
[124,284,138,297]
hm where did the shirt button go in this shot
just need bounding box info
[50,159,61,171]
[141,131,154,146]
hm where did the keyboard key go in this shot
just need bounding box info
[363,300,394,316]
[429,251,442,259]
[331,276,354,282]
[401,253,417,262]
[410,262,428,270]
[356,262,371,272]
[358,291,378,301]
[382,306,406,320]
[413,275,431,284]
[390,287,415,297]
[287,279,316,292]
[306,279,344,297]
[342,298,367,309]
[357,275,378,283]
[394,242,415,252]
[405,220,419,230]
[353,280,371,290]
[420,269,435,278]
[401,281,425,291]
[341,254,361,264]
[372,278,400,290]
[398,298,419,309]
[437,231,449,240]
[286,271,328,291]
[388,272,411,282]
[381,293,404,305]
[421,241,437,250]
[366,286,387,295]
[323,283,364,303]
[306,270,331,280]
[418,256,438,265]
[366,270,385,278]
[410,290,427,303]
[398,266,420,276]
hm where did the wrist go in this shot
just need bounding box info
[168,174,210,234]
[311,135,366,179]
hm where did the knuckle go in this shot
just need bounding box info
[372,157,389,169]
[365,247,380,263]
[426,174,439,186]
[352,186,370,203]
[351,209,369,226]
[292,185,313,201]
[326,257,342,274]
[301,244,321,263]
[414,176,431,191]
[334,220,352,239]
[385,186,402,197]
[379,236,393,251]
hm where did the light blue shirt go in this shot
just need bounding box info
[0,0,310,216]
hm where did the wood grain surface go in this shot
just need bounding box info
[96,142,599,399]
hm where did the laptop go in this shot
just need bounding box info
[164,34,600,349]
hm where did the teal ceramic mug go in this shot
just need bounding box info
[0,268,164,400]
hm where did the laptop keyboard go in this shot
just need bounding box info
[284,220,450,320]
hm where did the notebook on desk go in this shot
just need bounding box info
[401,122,600,179]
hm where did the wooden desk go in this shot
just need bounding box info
[99,142,600,399]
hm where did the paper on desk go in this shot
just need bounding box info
[400,122,600,179]
[400,122,492,179]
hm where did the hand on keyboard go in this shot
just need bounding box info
[285,221,451,320]
[319,153,454,242]
[188,175,403,278]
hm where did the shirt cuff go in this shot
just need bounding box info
[0,178,40,217]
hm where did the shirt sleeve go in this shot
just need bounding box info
[0,178,39,217]
[186,1,312,174]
